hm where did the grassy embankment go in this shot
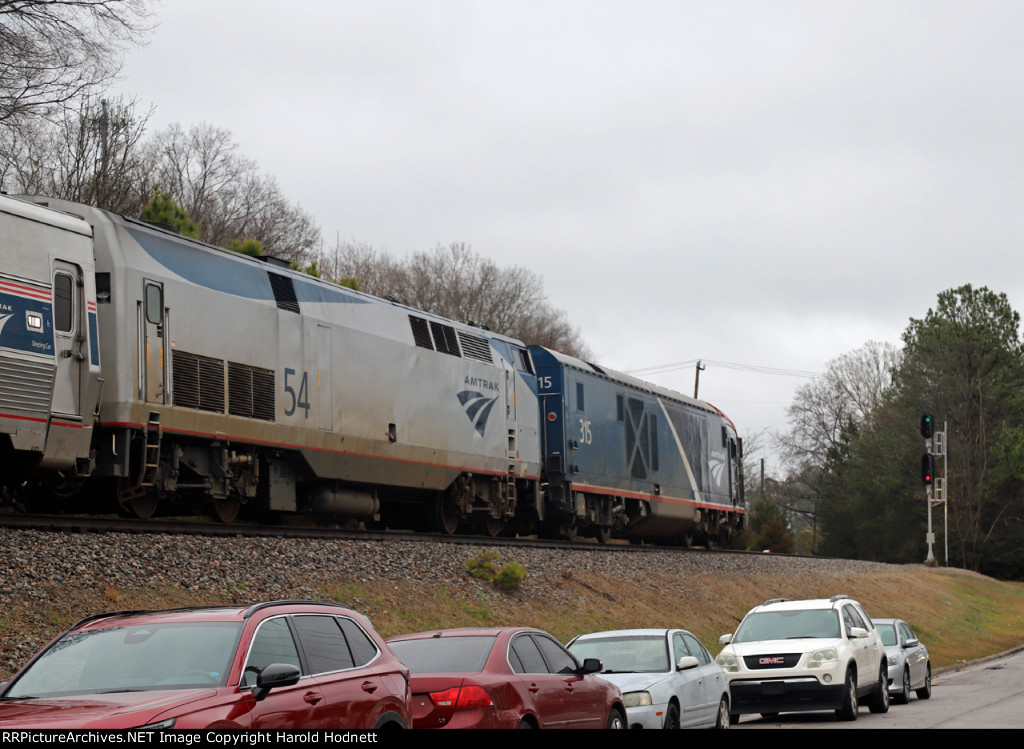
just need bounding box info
[2,561,1022,677]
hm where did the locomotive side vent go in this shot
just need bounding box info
[458,331,492,363]
[409,315,434,349]
[0,355,54,414]
[268,272,300,313]
[228,362,276,421]
[429,321,461,357]
[172,350,225,413]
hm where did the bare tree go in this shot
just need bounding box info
[0,94,153,213]
[327,240,590,359]
[147,123,320,262]
[777,340,902,471]
[0,0,152,129]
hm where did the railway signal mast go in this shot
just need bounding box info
[921,414,948,565]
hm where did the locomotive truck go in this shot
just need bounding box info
[0,194,743,544]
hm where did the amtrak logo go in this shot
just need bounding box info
[0,313,11,337]
[458,390,498,436]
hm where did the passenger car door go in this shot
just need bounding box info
[681,632,723,727]
[241,616,323,728]
[532,633,605,729]
[671,632,706,727]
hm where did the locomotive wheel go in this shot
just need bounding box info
[484,516,506,537]
[116,480,158,519]
[595,525,612,544]
[563,520,580,542]
[214,497,242,524]
[436,495,460,535]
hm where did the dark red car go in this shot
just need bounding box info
[387,627,625,729]
[0,601,410,729]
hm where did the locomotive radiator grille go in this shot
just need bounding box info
[0,353,55,415]
[172,350,225,413]
[228,362,275,421]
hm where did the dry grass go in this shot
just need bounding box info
[3,562,1023,680]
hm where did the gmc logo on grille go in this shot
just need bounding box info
[759,657,785,665]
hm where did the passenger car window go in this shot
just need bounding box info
[243,617,302,686]
[338,618,378,667]
[54,273,74,333]
[533,635,577,675]
[509,634,548,674]
[682,633,711,665]
[292,615,355,674]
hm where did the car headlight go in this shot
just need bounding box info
[716,651,740,672]
[622,691,653,708]
[888,655,898,666]
[807,648,838,669]
[132,718,176,730]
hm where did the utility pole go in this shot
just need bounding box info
[694,360,705,399]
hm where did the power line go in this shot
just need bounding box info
[626,358,821,379]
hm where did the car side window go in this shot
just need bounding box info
[292,615,356,675]
[682,633,711,665]
[673,633,689,663]
[338,618,379,667]
[898,623,914,644]
[842,605,867,635]
[243,617,302,687]
[533,634,578,675]
[509,634,548,674]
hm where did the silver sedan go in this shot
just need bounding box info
[875,618,932,704]
[567,628,730,729]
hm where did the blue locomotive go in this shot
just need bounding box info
[0,194,743,544]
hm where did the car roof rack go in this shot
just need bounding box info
[762,598,792,606]
[829,594,851,602]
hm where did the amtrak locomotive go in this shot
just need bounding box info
[0,194,744,545]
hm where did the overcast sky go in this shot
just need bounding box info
[120,0,1024,470]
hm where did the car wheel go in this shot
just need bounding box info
[715,697,730,729]
[868,662,890,713]
[517,718,533,729]
[836,669,858,721]
[607,706,626,729]
[916,664,932,700]
[893,665,911,705]
[664,702,680,729]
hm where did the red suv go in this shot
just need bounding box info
[0,601,411,729]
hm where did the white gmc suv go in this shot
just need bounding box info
[715,595,888,722]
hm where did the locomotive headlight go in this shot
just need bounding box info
[26,312,42,332]
[807,647,838,669]
[622,691,652,708]
[716,651,740,672]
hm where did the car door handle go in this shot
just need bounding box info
[529,683,540,693]
[361,681,379,694]
[304,691,323,705]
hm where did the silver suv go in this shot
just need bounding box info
[715,595,888,722]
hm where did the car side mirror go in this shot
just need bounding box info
[903,638,919,648]
[252,663,301,702]
[718,633,733,645]
[849,627,868,639]
[580,658,603,675]
[676,655,699,671]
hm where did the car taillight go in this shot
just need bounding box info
[429,685,492,707]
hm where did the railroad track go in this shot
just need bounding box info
[0,508,770,557]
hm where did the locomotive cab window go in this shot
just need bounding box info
[144,283,163,326]
[53,272,74,333]
[576,382,585,412]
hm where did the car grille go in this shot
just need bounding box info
[743,653,802,669]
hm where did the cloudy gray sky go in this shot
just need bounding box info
[121,0,1024,468]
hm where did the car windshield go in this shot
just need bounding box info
[568,635,669,673]
[876,623,897,647]
[733,610,841,643]
[389,636,495,673]
[2,622,242,698]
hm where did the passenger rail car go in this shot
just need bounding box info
[0,194,743,544]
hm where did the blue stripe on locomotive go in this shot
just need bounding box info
[123,224,370,306]
[531,346,735,510]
